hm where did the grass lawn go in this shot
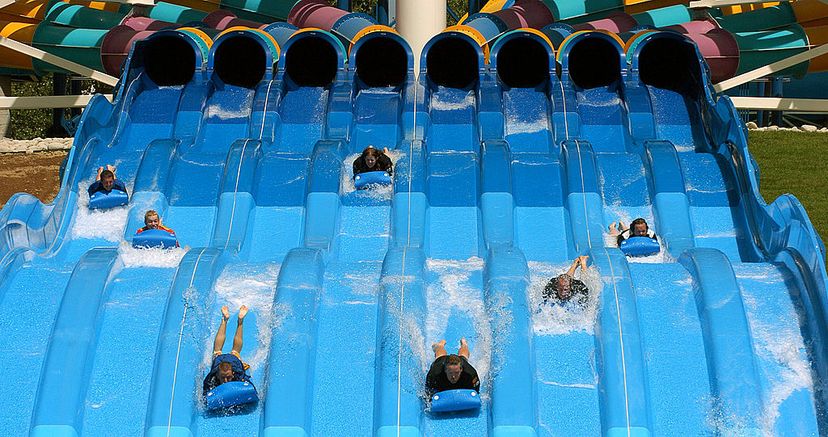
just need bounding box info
[748,131,828,241]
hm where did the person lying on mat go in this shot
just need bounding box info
[353,145,393,176]
[609,218,657,246]
[426,338,480,395]
[543,255,590,308]
[88,165,127,197]
[136,210,179,247]
[203,305,252,392]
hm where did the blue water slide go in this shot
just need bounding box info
[373,247,428,437]
[349,30,414,150]
[557,31,630,152]
[678,248,763,433]
[29,248,120,437]
[144,248,226,437]
[560,139,606,252]
[4,5,828,435]
[643,140,695,257]
[262,248,325,436]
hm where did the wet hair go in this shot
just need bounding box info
[631,218,648,230]
[361,146,382,160]
[544,274,573,301]
[144,210,159,223]
[100,169,114,180]
[444,354,463,368]
[218,361,233,373]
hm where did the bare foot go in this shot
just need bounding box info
[460,338,468,348]
[238,305,249,320]
[221,306,230,321]
[106,164,116,172]
[432,339,446,352]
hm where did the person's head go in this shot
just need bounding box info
[555,274,574,301]
[362,146,381,169]
[144,210,160,229]
[444,354,463,384]
[631,218,649,237]
[100,169,115,191]
[217,361,234,384]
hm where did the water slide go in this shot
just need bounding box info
[2,1,828,437]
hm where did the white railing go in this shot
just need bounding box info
[0,94,113,109]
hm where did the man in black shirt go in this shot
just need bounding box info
[543,255,590,307]
[609,218,656,246]
[87,165,127,197]
[426,338,480,395]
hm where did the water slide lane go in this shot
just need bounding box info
[0,257,73,433]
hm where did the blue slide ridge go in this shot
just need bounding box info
[1,23,828,437]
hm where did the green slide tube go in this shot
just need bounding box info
[632,5,691,28]
[715,3,797,33]
[219,0,302,24]
[733,24,810,77]
[44,2,126,29]
[148,2,209,24]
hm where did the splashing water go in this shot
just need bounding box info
[116,241,187,268]
[210,263,282,371]
[423,257,493,389]
[431,88,475,111]
[71,178,130,242]
[528,261,604,335]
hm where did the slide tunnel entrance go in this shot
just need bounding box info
[496,36,550,88]
[567,37,620,89]
[639,38,703,96]
[426,37,478,89]
[143,35,195,86]
[285,36,338,87]
[355,37,407,88]
[214,36,266,88]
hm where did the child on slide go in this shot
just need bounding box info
[203,305,252,392]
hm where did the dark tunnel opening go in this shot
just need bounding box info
[285,36,338,87]
[214,36,266,88]
[639,38,703,97]
[143,36,196,86]
[567,37,621,89]
[355,37,408,88]
[426,37,479,89]
[496,36,550,88]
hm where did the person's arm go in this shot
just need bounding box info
[87,181,101,196]
[463,360,480,391]
[380,154,393,175]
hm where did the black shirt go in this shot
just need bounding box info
[543,277,589,307]
[616,229,656,246]
[353,153,393,176]
[426,355,480,394]
[88,179,127,197]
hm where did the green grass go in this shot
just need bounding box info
[748,131,828,241]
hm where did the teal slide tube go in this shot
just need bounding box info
[32,22,108,75]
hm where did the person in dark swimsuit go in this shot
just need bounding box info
[543,255,590,307]
[87,165,127,197]
[426,338,480,395]
[203,305,252,393]
[353,146,393,176]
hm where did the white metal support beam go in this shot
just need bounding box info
[0,36,119,86]
[714,43,828,93]
[730,97,828,113]
[0,94,113,109]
